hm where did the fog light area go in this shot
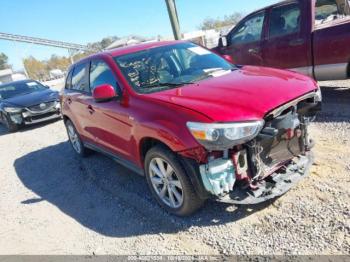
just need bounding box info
[199,158,235,196]
[10,114,23,124]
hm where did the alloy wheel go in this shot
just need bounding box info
[67,123,82,154]
[149,157,184,209]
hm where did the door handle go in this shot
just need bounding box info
[248,48,260,54]
[87,105,95,114]
[289,38,304,46]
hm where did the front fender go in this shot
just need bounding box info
[131,98,210,166]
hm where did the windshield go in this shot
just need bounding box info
[0,81,47,100]
[114,42,235,94]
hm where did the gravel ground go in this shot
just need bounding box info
[0,80,349,255]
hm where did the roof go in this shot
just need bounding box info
[71,40,184,67]
[254,0,297,12]
[72,40,186,67]
[102,40,184,58]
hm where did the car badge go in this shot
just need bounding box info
[39,103,46,109]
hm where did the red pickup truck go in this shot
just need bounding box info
[215,0,350,81]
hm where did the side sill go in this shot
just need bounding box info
[314,63,348,81]
[84,142,144,176]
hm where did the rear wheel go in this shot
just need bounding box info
[144,145,204,216]
[65,119,91,157]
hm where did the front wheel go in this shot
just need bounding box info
[144,145,204,216]
[3,114,19,132]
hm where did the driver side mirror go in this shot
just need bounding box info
[218,36,228,48]
[93,84,118,102]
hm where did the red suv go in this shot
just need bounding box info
[61,41,321,216]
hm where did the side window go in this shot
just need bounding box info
[315,0,350,25]
[72,63,89,92]
[65,70,73,89]
[269,3,301,39]
[230,12,265,45]
[90,60,119,93]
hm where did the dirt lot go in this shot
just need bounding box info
[0,81,349,255]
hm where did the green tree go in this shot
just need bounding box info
[0,53,10,70]
[198,12,243,30]
[23,56,48,80]
[22,35,122,79]
[46,55,71,71]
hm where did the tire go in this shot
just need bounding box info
[65,119,91,157]
[3,114,19,132]
[144,145,204,216]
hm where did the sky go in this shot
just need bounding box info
[0,0,279,70]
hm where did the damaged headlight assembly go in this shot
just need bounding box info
[3,107,23,124]
[187,121,264,196]
[186,120,264,151]
[4,107,22,113]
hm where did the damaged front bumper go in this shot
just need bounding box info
[198,149,314,205]
[8,101,61,125]
[217,152,313,204]
[196,95,320,205]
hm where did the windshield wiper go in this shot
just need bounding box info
[142,81,195,89]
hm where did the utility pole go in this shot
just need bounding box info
[68,49,75,65]
[165,0,181,40]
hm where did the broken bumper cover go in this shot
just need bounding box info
[217,152,314,205]
[23,110,61,124]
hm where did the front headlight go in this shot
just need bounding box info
[187,120,264,151]
[4,107,22,113]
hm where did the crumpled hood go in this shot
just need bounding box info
[147,66,318,122]
[2,89,59,108]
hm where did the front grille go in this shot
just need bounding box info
[30,111,59,121]
[27,101,57,113]
[258,133,301,168]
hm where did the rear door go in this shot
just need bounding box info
[224,11,266,65]
[65,61,95,142]
[262,2,312,76]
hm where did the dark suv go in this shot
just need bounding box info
[61,41,321,216]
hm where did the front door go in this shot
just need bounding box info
[87,58,134,162]
[222,11,266,65]
[262,2,312,76]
